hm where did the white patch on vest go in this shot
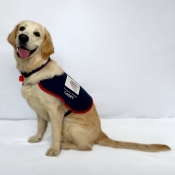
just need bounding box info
[65,75,80,95]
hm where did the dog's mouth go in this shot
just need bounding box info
[17,46,37,59]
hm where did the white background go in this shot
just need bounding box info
[0,0,175,119]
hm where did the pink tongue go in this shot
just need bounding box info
[18,48,30,58]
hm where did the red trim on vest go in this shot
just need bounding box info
[38,82,93,114]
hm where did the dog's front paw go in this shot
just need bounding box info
[46,148,60,156]
[28,135,41,143]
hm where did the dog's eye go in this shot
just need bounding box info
[19,26,25,31]
[34,32,40,37]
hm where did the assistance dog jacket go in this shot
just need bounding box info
[38,73,93,114]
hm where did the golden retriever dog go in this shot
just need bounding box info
[7,20,170,156]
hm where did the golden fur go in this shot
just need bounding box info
[7,21,170,156]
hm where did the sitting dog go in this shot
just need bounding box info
[7,20,170,156]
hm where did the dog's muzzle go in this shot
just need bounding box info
[17,34,37,59]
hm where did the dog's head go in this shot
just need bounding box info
[7,21,54,59]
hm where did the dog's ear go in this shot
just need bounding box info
[41,29,54,59]
[7,23,20,48]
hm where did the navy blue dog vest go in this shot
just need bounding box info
[38,73,93,114]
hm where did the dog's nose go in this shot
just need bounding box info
[18,34,29,44]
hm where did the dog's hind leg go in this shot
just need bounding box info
[61,141,92,151]
[61,126,94,151]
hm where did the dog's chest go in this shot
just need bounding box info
[21,84,50,121]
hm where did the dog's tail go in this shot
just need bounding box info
[95,132,170,152]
